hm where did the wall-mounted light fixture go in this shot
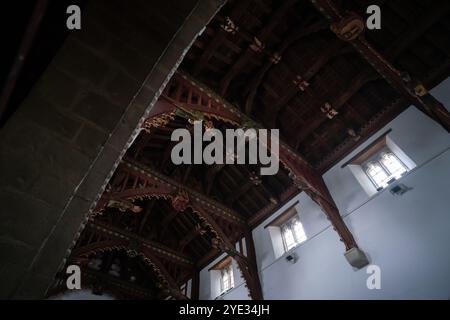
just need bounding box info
[390,183,412,196]
[285,252,298,264]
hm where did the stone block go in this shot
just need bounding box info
[72,7,111,51]
[0,235,37,267]
[90,143,122,178]
[40,139,91,188]
[30,173,75,208]
[27,196,91,279]
[73,92,124,131]
[0,263,28,299]
[74,124,109,159]
[0,190,60,248]
[344,247,370,269]
[0,147,42,192]
[53,38,110,87]
[0,117,50,154]
[33,66,83,110]
[12,272,53,299]
[145,63,173,95]
[105,122,135,155]
[128,83,156,114]
[107,39,153,82]
[105,71,139,108]
[75,169,109,202]
[22,94,82,141]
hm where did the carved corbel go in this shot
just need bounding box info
[249,37,265,53]
[221,17,239,34]
[171,190,189,212]
[321,102,339,119]
[293,75,310,91]
[107,199,142,213]
[330,12,365,41]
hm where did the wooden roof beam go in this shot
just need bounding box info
[138,199,155,235]
[178,224,205,252]
[159,206,180,240]
[226,179,254,204]
[244,19,328,116]
[140,248,189,300]
[205,163,225,196]
[85,220,195,268]
[293,72,378,148]
[309,0,450,133]
[269,40,346,126]
[98,158,247,227]
[192,0,252,76]
[219,0,298,96]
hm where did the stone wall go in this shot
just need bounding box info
[0,0,224,299]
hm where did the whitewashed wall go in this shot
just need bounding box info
[49,290,115,300]
[199,78,450,300]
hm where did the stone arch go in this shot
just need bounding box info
[0,0,226,298]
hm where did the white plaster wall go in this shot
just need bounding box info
[198,78,450,300]
[260,150,450,299]
[49,290,115,300]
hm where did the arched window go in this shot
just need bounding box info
[220,263,234,293]
[380,152,407,179]
[364,151,409,190]
[345,131,414,195]
[281,216,307,251]
[366,162,390,189]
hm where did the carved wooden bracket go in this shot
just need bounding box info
[309,0,450,133]
[171,190,189,212]
[330,12,365,41]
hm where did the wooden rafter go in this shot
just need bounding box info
[178,224,205,251]
[140,248,189,300]
[219,0,298,96]
[84,221,195,268]
[244,232,263,299]
[138,199,155,235]
[161,208,180,232]
[192,0,252,76]
[191,271,200,300]
[245,19,328,116]
[205,163,225,195]
[97,158,247,227]
[293,72,378,147]
[309,0,450,133]
[269,40,347,126]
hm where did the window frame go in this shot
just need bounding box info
[280,215,307,252]
[219,263,234,294]
[362,148,409,190]
[264,203,308,258]
[343,130,415,196]
[209,256,235,296]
